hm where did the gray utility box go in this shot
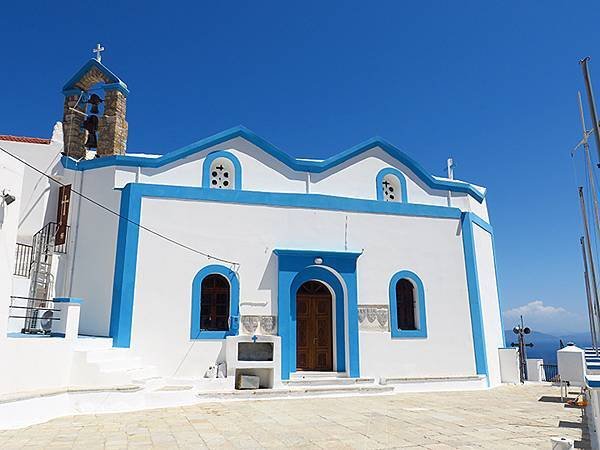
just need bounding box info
[235,374,260,390]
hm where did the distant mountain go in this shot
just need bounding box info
[503,330,592,365]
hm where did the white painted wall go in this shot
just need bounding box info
[1,128,64,243]
[127,197,482,379]
[67,167,121,336]
[0,153,25,339]
[498,348,520,383]
[110,138,488,217]
[473,224,504,386]
[0,338,74,395]
[133,137,307,193]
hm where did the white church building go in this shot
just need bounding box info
[0,55,506,405]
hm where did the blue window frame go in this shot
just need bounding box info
[376,167,408,203]
[202,151,242,190]
[389,270,427,338]
[190,265,240,339]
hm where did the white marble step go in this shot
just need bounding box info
[132,375,164,390]
[98,356,144,373]
[73,336,114,351]
[283,377,375,387]
[84,348,132,363]
[290,371,349,380]
[379,375,485,385]
[197,384,393,399]
[128,366,159,382]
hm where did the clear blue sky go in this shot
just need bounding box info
[1,1,599,334]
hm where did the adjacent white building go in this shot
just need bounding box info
[0,56,505,396]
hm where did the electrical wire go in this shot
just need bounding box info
[0,144,240,268]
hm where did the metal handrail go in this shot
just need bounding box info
[541,364,560,382]
[11,295,51,302]
[34,222,70,254]
[14,243,33,277]
[9,306,60,312]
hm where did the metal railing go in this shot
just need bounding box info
[12,223,70,278]
[36,222,70,254]
[8,296,60,335]
[542,364,560,382]
[14,243,33,277]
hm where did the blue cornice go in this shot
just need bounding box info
[60,126,487,202]
[123,183,464,220]
[62,59,129,96]
[273,249,362,259]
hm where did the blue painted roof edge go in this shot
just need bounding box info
[60,125,486,202]
[62,59,129,94]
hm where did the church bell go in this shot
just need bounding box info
[87,94,103,114]
[83,114,99,148]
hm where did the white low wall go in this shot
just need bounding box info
[526,358,545,382]
[0,338,74,395]
[498,348,520,384]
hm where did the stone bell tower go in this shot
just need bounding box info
[62,45,129,159]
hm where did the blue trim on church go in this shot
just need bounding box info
[202,151,243,190]
[461,212,489,376]
[470,214,506,348]
[190,265,240,340]
[108,182,496,384]
[376,167,409,203]
[389,270,427,338]
[109,183,141,347]
[62,59,129,95]
[274,249,361,380]
[60,126,485,202]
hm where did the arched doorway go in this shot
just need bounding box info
[296,280,333,371]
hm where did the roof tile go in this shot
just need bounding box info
[0,135,51,144]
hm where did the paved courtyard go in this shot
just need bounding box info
[0,384,590,449]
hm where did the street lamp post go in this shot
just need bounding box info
[511,315,533,383]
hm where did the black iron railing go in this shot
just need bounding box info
[542,364,560,382]
[13,223,70,278]
[14,243,33,277]
[35,222,70,254]
[8,296,60,335]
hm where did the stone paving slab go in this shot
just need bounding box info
[0,384,590,449]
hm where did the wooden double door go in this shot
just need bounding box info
[296,281,333,371]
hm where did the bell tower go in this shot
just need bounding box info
[62,45,129,159]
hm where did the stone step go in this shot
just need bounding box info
[98,356,144,373]
[84,348,132,363]
[73,336,114,351]
[379,375,486,385]
[129,366,159,382]
[283,377,375,387]
[290,371,349,380]
[197,384,393,400]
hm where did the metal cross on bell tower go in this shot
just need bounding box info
[93,43,105,62]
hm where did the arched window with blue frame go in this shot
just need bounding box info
[376,167,408,203]
[191,265,240,339]
[389,270,427,338]
[202,151,242,190]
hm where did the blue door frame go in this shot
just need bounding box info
[274,249,361,380]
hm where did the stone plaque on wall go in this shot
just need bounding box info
[358,305,390,331]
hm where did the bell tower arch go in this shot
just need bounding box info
[61,45,129,159]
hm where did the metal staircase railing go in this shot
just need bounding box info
[21,223,58,334]
[13,243,33,277]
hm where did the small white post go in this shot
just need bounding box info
[447,157,455,180]
[52,298,82,340]
[446,157,455,207]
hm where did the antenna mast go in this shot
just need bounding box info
[581,58,600,163]
[580,236,599,355]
